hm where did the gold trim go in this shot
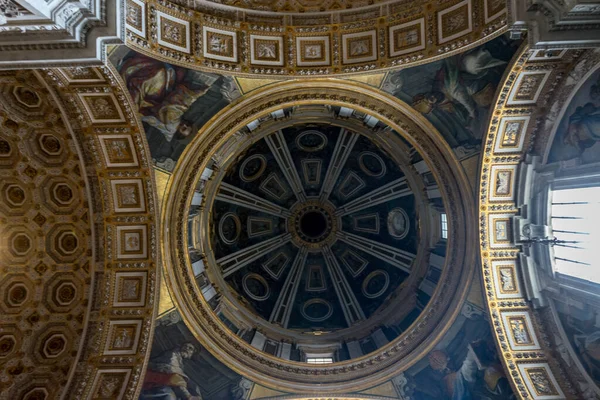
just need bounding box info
[126,0,508,78]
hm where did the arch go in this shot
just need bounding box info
[476,45,596,398]
[0,66,160,399]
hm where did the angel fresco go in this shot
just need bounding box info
[401,314,515,400]
[557,305,600,388]
[382,35,520,156]
[563,102,600,154]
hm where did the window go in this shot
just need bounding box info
[551,187,600,283]
[306,357,333,364]
[441,213,448,239]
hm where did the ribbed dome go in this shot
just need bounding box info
[211,123,419,333]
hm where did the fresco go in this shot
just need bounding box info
[381,34,521,159]
[139,310,248,400]
[548,67,600,165]
[111,37,520,173]
[111,47,241,171]
[555,298,600,389]
[393,306,516,400]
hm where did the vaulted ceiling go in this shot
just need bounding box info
[1,2,600,399]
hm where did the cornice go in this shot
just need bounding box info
[124,0,507,78]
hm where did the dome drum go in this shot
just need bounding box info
[162,80,476,392]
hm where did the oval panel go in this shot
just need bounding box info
[359,151,386,178]
[387,208,410,239]
[239,154,267,182]
[296,130,327,152]
[301,298,333,322]
[218,212,241,244]
[242,273,270,301]
[362,270,389,299]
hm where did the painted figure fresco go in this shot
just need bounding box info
[382,35,520,159]
[141,342,202,400]
[556,299,600,388]
[395,309,515,400]
[548,68,600,165]
[139,310,245,400]
[112,49,241,171]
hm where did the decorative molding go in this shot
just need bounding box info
[125,0,507,78]
[508,0,600,49]
[477,45,595,399]
[0,0,125,68]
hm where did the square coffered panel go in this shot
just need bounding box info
[342,30,377,64]
[296,36,331,67]
[250,35,284,66]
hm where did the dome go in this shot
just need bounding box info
[162,80,476,392]
[206,119,425,341]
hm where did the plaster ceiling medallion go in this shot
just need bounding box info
[125,0,507,77]
[162,80,477,392]
[0,67,159,399]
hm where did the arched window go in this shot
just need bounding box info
[551,187,600,283]
[440,213,448,239]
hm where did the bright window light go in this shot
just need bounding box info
[441,213,448,239]
[551,187,600,283]
[306,357,333,364]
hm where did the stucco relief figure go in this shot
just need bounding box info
[140,343,203,400]
[500,269,515,292]
[210,35,230,54]
[257,43,276,59]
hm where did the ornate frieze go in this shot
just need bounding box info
[124,0,508,77]
[477,45,600,399]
